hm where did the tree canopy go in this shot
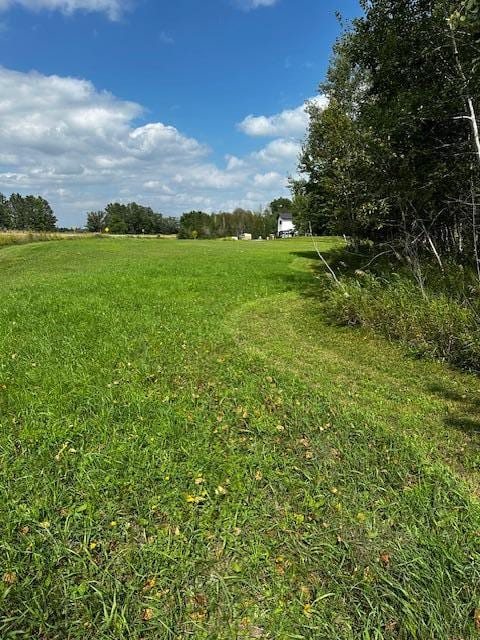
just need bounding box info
[86,203,179,235]
[178,207,277,239]
[0,193,57,231]
[292,0,480,260]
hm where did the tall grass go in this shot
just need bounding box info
[323,248,480,372]
[0,230,91,249]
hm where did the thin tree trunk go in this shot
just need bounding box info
[472,180,480,279]
[450,23,480,276]
[450,24,480,165]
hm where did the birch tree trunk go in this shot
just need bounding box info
[449,22,480,276]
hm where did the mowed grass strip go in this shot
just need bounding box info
[0,237,479,639]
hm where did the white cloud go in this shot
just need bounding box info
[159,30,174,45]
[0,66,310,225]
[0,0,129,20]
[225,154,246,170]
[235,0,278,9]
[253,171,283,188]
[238,95,327,137]
[253,138,301,164]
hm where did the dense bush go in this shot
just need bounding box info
[322,251,480,372]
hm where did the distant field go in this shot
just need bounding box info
[0,237,479,639]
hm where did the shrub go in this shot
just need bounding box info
[323,256,480,372]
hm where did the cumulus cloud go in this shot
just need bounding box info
[252,138,301,163]
[238,95,327,137]
[253,171,282,188]
[0,66,309,225]
[0,0,130,20]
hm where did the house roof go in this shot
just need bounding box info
[278,212,293,221]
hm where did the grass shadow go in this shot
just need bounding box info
[285,244,480,467]
[428,382,480,438]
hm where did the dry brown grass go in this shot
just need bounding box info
[0,230,93,248]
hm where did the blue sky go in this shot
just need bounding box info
[0,0,361,226]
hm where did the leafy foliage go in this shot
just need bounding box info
[0,193,11,229]
[269,197,293,216]
[0,193,57,231]
[178,207,276,239]
[293,0,480,258]
[323,247,480,371]
[86,211,107,233]
[86,203,179,235]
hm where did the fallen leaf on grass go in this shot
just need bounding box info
[142,578,157,593]
[141,608,154,621]
[3,573,16,585]
[239,620,265,638]
[474,608,480,630]
[380,553,391,567]
[186,494,206,504]
[193,593,208,607]
[300,585,312,601]
[189,611,206,622]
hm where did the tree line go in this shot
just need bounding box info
[86,197,294,239]
[292,0,480,269]
[177,199,292,239]
[0,193,57,231]
[86,203,179,235]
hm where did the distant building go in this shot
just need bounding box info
[277,212,295,237]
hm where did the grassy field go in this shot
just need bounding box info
[0,237,479,639]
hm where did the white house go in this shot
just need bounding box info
[277,212,295,237]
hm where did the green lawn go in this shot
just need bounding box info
[0,237,479,639]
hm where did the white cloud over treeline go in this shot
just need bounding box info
[238,95,328,137]
[0,67,322,225]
